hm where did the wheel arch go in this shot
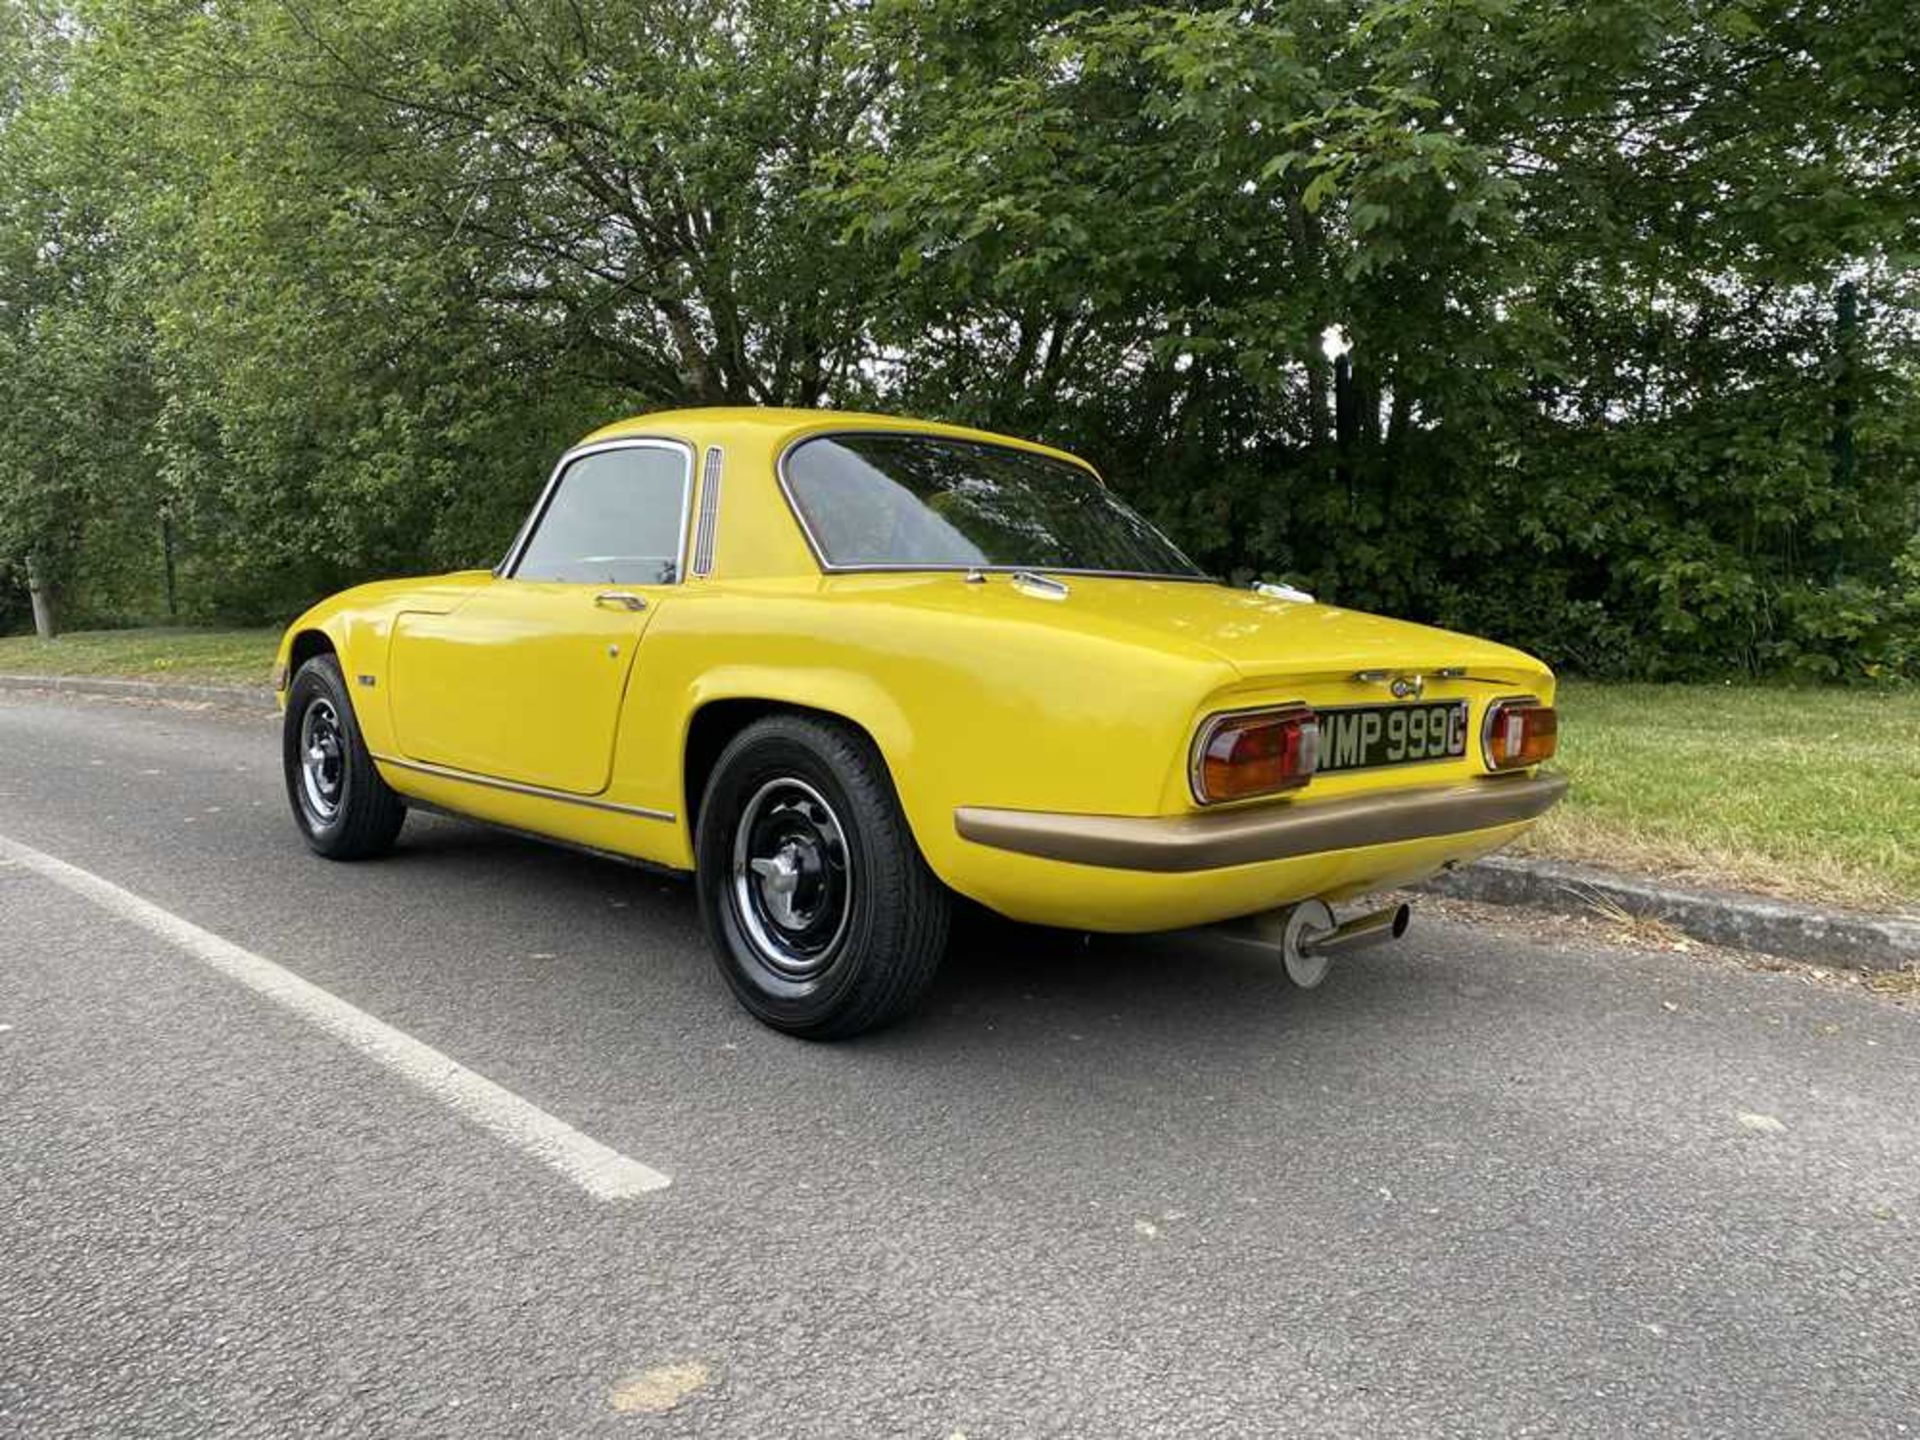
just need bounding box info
[277,617,387,751]
[286,627,337,679]
[682,696,899,840]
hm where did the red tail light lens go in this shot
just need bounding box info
[1192,706,1319,804]
[1483,698,1558,770]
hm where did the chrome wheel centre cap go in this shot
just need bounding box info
[749,843,809,928]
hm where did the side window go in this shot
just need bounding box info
[514,445,689,585]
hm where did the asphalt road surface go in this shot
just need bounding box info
[2,689,1916,1438]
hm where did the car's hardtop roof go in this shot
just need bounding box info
[578,406,1097,476]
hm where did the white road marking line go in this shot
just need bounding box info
[0,832,670,1201]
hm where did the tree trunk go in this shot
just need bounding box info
[25,552,57,639]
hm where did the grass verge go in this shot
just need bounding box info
[1522,681,1917,913]
[0,627,279,687]
[1,629,1912,911]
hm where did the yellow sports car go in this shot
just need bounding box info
[275,408,1564,1037]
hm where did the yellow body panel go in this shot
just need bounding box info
[276,407,1561,933]
[388,580,659,795]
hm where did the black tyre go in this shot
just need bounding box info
[283,654,406,860]
[696,714,951,1039]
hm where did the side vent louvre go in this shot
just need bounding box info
[692,446,723,577]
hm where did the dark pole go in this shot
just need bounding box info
[161,510,178,619]
[1832,279,1858,496]
[1334,349,1357,506]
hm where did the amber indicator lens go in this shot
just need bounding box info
[1196,707,1319,803]
[1484,700,1558,770]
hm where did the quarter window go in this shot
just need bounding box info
[514,444,689,584]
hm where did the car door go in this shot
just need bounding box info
[387,438,692,796]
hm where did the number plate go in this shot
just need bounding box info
[1315,701,1469,774]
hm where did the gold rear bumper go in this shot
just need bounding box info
[954,773,1568,874]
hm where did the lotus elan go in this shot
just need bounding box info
[276,409,1565,1037]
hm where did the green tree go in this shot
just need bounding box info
[0,0,1913,675]
[0,1,167,634]
[838,0,1920,677]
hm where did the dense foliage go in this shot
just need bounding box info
[0,0,1914,678]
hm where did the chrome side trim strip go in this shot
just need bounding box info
[372,753,677,823]
[692,445,722,577]
[954,773,1568,874]
[403,797,688,876]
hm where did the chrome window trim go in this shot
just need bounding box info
[691,445,723,577]
[371,752,676,822]
[773,428,1207,581]
[1189,702,1319,807]
[497,436,696,584]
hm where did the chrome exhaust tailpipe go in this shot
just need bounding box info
[1297,901,1412,960]
[1209,898,1413,989]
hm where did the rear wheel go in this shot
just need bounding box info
[283,654,406,860]
[696,714,950,1039]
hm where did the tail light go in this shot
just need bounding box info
[1482,698,1558,771]
[1191,705,1319,804]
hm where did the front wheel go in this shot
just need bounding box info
[695,715,951,1039]
[282,654,406,860]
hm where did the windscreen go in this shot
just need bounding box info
[782,433,1202,578]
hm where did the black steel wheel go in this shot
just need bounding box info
[730,775,855,984]
[282,654,406,860]
[297,695,348,825]
[696,714,950,1039]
